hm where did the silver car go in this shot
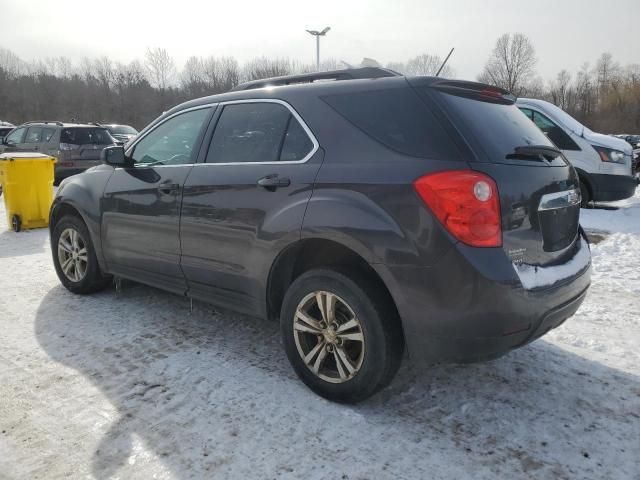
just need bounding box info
[0,121,116,183]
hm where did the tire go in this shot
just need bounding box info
[580,180,591,208]
[51,214,112,294]
[281,268,404,403]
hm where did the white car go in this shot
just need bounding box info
[516,98,637,205]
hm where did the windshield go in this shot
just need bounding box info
[61,128,114,145]
[109,125,137,135]
[536,102,591,136]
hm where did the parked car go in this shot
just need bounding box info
[516,99,638,206]
[0,121,116,183]
[614,134,640,149]
[0,121,14,142]
[101,124,138,145]
[0,126,13,143]
[49,68,591,403]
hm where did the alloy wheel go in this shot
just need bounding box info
[293,291,365,384]
[57,227,88,282]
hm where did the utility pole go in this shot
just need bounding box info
[306,27,331,71]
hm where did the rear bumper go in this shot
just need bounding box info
[590,172,638,201]
[379,236,591,364]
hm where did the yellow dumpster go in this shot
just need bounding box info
[0,153,56,232]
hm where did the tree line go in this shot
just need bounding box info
[478,33,640,134]
[1,36,639,134]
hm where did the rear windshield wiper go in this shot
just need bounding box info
[506,145,562,162]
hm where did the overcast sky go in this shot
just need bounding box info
[1,0,638,80]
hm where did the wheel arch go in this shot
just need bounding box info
[266,237,405,338]
[50,198,108,272]
[575,168,594,202]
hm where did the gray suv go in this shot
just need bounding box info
[0,121,115,183]
[49,68,592,403]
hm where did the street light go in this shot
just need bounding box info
[306,26,330,71]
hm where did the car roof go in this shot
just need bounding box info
[167,75,413,114]
[19,122,107,128]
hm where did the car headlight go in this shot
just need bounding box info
[593,145,626,164]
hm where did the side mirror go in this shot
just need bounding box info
[101,145,131,168]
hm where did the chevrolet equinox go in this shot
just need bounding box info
[50,68,592,403]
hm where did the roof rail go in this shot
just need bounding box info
[22,120,64,126]
[231,67,401,91]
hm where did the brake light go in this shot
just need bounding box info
[414,170,502,247]
[479,88,504,99]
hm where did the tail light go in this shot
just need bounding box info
[414,170,502,247]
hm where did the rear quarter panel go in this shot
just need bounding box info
[294,92,459,268]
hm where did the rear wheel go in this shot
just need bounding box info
[51,215,112,294]
[281,268,403,403]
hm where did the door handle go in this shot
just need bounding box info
[257,174,290,190]
[158,182,180,194]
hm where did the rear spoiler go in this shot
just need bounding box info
[427,80,516,105]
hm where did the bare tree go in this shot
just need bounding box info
[549,70,572,109]
[478,33,537,95]
[242,57,292,82]
[385,61,406,74]
[144,47,176,90]
[406,54,454,77]
[0,48,24,78]
[182,56,206,96]
[594,52,621,96]
[218,57,239,91]
[56,57,73,79]
[385,53,454,77]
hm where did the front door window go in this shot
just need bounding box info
[131,108,211,166]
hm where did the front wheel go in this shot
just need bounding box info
[51,215,112,294]
[281,268,403,403]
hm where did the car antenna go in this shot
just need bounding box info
[435,48,454,77]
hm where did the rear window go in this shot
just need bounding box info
[434,91,554,162]
[60,128,113,145]
[322,88,461,160]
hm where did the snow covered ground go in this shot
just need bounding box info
[0,191,639,480]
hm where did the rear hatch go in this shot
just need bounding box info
[413,79,581,267]
[59,127,115,164]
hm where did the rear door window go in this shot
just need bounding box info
[61,128,113,146]
[42,128,56,142]
[25,127,43,143]
[280,117,314,161]
[206,102,314,163]
[322,87,461,160]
